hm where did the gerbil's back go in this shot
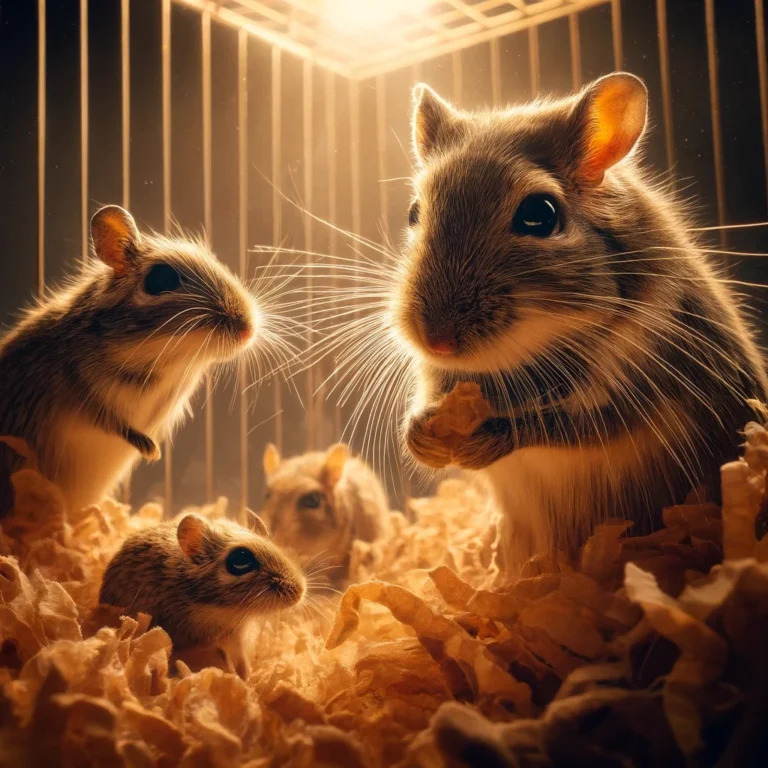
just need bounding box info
[99,522,178,611]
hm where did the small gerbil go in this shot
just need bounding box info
[0,205,259,516]
[260,443,390,582]
[99,513,305,678]
[394,73,768,575]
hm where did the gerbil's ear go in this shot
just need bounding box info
[177,514,207,559]
[322,443,349,489]
[572,72,648,185]
[263,443,280,476]
[91,205,141,276]
[246,508,269,537]
[412,83,462,166]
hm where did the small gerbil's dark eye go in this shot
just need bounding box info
[144,263,181,295]
[297,491,324,510]
[225,547,261,576]
[408,200,420,227]
[512,194,559,238]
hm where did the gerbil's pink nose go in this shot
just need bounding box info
[425,333,458,356]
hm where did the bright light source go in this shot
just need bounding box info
[323,0,428,33]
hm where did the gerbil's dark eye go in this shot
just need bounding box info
[297,491,324,510]
[144,263,181,295]
[512,194,559,238]
[225,547,261,576]
[408,200,420,227]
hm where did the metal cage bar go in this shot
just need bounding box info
[238,28,249,516]
[120,0,131,504]
[303,59,315,450]
[656,0,675,173]
[202,10,215,502]
[489,37,501,105]
[324,68,341,440]
[569,12,581,92]
[704,0,727,251]
[162,0,173,513]
[37,0,46,297]
[611,0,623,70]
[529,25,540,97]
[80,0,89,265]
[271,45,283,453]
[121,0,130,211]
[756,0,768,210]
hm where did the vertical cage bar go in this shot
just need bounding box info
[611,0,623,70]
[80,0,89,264]
[528,26,539,97]
[325,69,340,440]
[202,11,214,503]
[271,46,283,453]
[704,0,727,251]
[452,50,462,104]
[120,0,131,504]
[238,29,248,516]
[376,76,388,225]
[37,0,46,296]
[303,60,315,451]
[569,13,581,91]
[755,0,768,208]
[489,38,501,106]
[656,0,675,172]
[161,0,172,513]
[349,79,361,237]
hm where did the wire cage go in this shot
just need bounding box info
[1,0,768,516]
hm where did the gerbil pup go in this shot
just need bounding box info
[99,514,305,678]
[394,73,768,574]
[0,206,258,515]
[260,443,390,582]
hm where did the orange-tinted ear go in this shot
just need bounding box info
[247,508,269,537]
[91,205,140,276]
[263,443,280,476]
[322,443,349,489]
[575,73,648,185]
[412,83,462,165]
[177,514,207,559]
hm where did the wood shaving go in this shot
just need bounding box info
[1,422,768,766]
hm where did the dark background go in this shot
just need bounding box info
[1,0,767,513]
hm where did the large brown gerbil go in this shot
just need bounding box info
[393,73,768,575]
[0,206,259,516]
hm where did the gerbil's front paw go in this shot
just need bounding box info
[405,407,453,469]
[141,438,162,462]
[452,418,514,470]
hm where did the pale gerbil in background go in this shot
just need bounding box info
[260,443,390,583]
[99,513,304,679]
[394,73,768,575]
[0,205,259,516]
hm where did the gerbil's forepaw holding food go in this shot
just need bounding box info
[452,417,514,470]
[405,407,453,469]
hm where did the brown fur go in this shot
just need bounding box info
[99,515,304,678]
[395,75,768,576]
[0,206,258,516]
[260,443,390,583]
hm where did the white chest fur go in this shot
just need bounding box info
[483,429,652,580]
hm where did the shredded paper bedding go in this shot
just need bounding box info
[1,425,768,767]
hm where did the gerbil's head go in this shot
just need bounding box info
[394,73,649,372]
[89,206,259,365]
[260,443,352,570]
[175,513,305,613]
